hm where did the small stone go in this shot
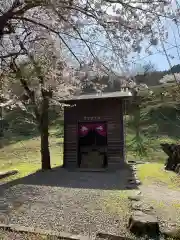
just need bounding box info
[126,185,134,190]
[131,202,142,210]
[128,180,135,184]
[128,211,159,237]
[128,177,138,181]
[135,180,141,185]
[128,195,141,201]
[128,179,141,186]
[128,160,137,165]
[135,190,142,195]
[161,227,180,239]
[131,202,154,213]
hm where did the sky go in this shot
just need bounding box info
[63,0,180,73]
[131,20,180,71]
[130,1,180,71]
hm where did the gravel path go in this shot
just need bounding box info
[139,184,180,228]
[0,169,135,239]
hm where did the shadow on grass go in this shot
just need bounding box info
[0,163,138,191]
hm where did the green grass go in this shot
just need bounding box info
[1,98,180,185]
[0,128,63,183]
[137,163,180,190]
[137,163,180,224]
[126,131,177,162]
[0,128,178,184]
[101,190,130,215]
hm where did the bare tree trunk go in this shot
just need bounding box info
[40,96,51,170]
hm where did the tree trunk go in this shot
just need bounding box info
[40,97,51,170]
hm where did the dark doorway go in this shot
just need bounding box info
[78,122,107,168]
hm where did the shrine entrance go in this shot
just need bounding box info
[78,122,107,168]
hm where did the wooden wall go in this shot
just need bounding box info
[63,98,125,169]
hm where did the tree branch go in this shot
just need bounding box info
[13,16,82,65]
[10,58,41,122]
[50,6,96,60]
[0,51,26,59]
[104,0,173,20]
[0,0,43,37]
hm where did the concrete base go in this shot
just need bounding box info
[74,168,107,172]
[65,164,129,172]
[64,161,129,172]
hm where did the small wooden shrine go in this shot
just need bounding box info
[60,91,132,170]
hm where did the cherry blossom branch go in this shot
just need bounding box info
[0,0,41,37]
[105,0,174,20]
[13,16,82,65]
[9,57,41,122]
[0,51,26,59]
[50,6,97,60]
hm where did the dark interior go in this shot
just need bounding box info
[78,122,107,168]
[79,129,107,146]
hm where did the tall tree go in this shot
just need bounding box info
[0,0,172,169]
[1,37,79,170]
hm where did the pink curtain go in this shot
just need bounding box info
[79,123,107,136]
[79,124,91,136]
[94,123,106,136]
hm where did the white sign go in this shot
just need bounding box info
[84,116,100,120]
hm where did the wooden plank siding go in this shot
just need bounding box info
[64,108,77,167]
[63,98,125,169]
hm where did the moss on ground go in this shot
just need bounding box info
[137,163,180,190]
[101,190,130,215]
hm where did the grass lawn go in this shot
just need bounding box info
[0,128,63,183]
[1,116,180,187]
[137,163,180,190]
[137,163,180,222]
[126,131,178,163]
[1,130,179,184]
